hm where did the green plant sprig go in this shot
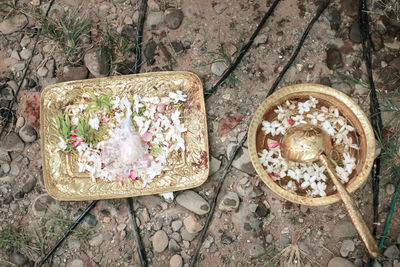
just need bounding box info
[87,90,112,112]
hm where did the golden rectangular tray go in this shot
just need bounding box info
[40,71,209,201]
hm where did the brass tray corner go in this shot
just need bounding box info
[41,71,209,201]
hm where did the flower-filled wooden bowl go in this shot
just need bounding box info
[248,83,375,206]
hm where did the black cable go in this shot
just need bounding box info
[36,200,98,267]
[189,133,247,267]
[359,0,383,241]
[268,0,331,97]
[0,0,56,137]
[204,0,281,101]
[134,0,147,74]
[127,198,147,267]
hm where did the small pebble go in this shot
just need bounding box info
[169,254,183,267]
[385,183,396,195]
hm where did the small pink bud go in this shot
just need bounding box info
[102,117,110,123]
[72,140,79,148]
[287,117,293,124]
[129,170,137,180]
[268,141,281,149]
[168,143,172,149]
[141,131,153,142]
[154,114,160,121]
[70,135,77,139]
[168,118,173,124]
[120,180,124,186]
[157,103,166,113]
[72,129,78,133]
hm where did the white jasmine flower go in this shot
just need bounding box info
[307,96,318,108]
[306,111,325,125]
[58,138,67,151]
[292,115,307,126]
[111,96,121,109]
[133,94,144,113]
[298,101,311,114]
[285,100,296,110]
[274,105,289,121]
[322,120,336,136]
[311,181,327,197]
[336,166,349,183]
[262,120,281,136]
[169,90,187,103]
[283,180,297,193]
[88,116,100,130]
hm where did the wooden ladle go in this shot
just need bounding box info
[280,125,380,258]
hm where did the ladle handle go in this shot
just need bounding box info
[319,154,380,258]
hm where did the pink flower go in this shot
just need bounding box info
[102,117,110,123]
[141,131,153,142]
[268,173,279,181]
[154,114,160,121]
[72,129,78,133]
[129,170,137,180]
[72,140,80,148]
[287,117,293,124]
[168,118,173,124]
[70,135,78,139]
[168,143,172,149]
[120,180,124,186]
[268,141,281,149]
[157,104,166,113]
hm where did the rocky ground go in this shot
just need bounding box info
[1,0,400,266]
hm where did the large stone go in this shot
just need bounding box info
[89,234,104,247]
[168,239,181,252]
[326,48,343,70]
[349,22,361,43]
[171,220,183,232]
[340,239,355,257]
[183,215,202,233]
[62,66,89,81]
[170,254,183,267]
[84,49,109,78]
[0,148,11,163]
[181,229,197,241]
[0,15,28,34]
[9,252,28,266]
[164,8,184,30]
[219,191,239,211]
[211,61,227,76]
[22,176,36,193]
[146,12,164,28]
[333,221,357,240]
[19,125,37,143]
[32,193,57,217]
[328,257,355,267]
[176,190,210,215]
[232,147,256,175]
[383,244,400,259]
[152,230,168,252]
[2,132,24,152]
[209,157,221,176]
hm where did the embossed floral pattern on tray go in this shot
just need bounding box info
[40,72,209,201]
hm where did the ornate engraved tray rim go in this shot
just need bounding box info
[41,71,209,201]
